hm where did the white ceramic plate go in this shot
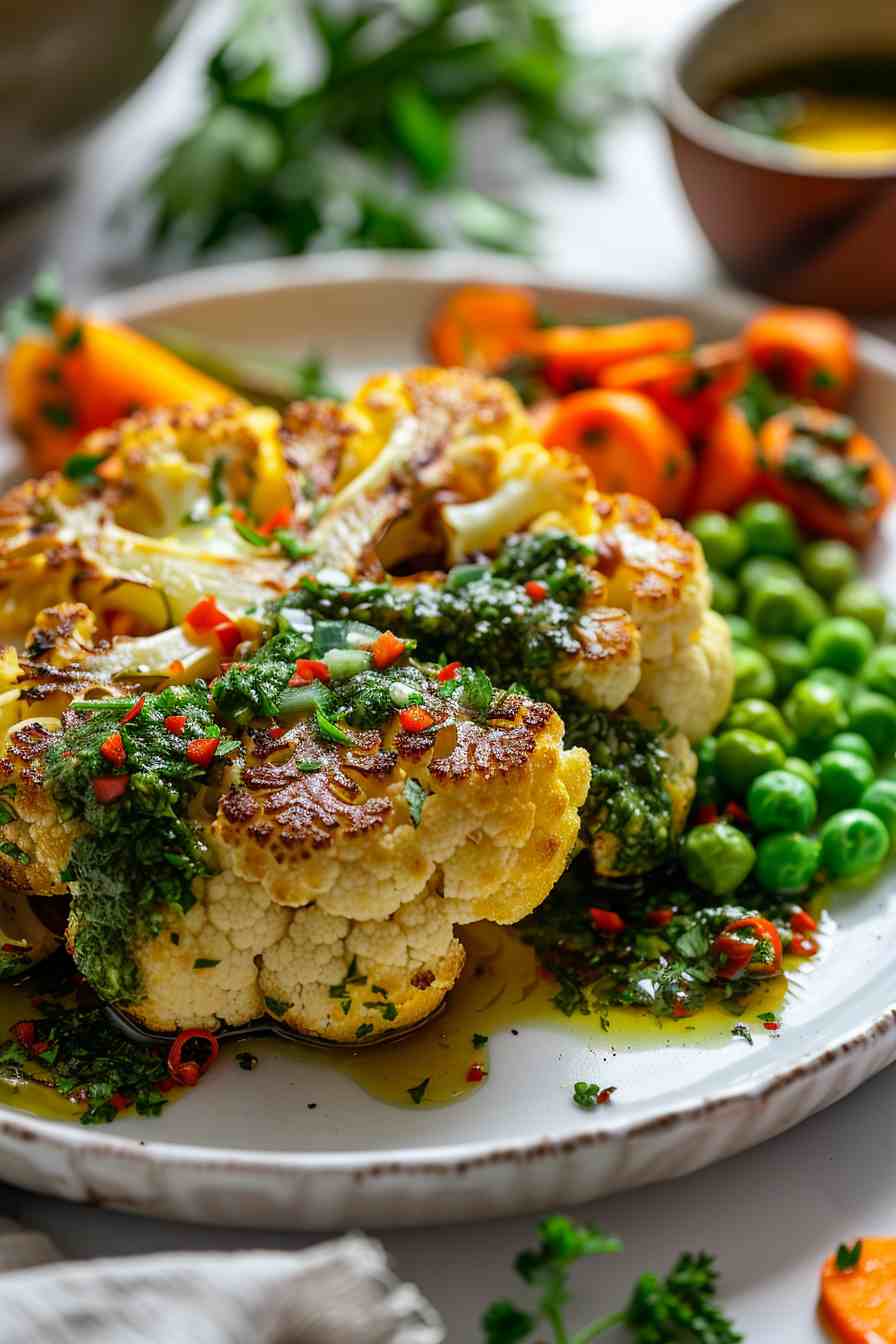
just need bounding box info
[2,253,896,1230]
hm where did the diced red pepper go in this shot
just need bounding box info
[712,915,783,981]
[164,715,187,736]
[790,909,817,934]
[399,706,435,732]
[258,505,293,536]
[597,1088,616,1104]
[167,1028,220,1087]
[763,1019,780,1031]
[371,631,406,669]
[185,737,220,769]
[724,800,751,828]
[12,1020,35,1048]
[466,1063,487,1083]
[121,696,145,725]
[157,1077,175,1093]
[647,908,674,928]
[671,1000,691,1019]
[790,933,819,958]
[438,660,463,682]
[109,1092,130,1112]
[99,732,126,767]
[589,907,625,934]
[93,776,128,803]
[168,659,185,678]
[694,803,719,825]
[213,620,242,656]
[184,595,227,631]
[289,658,331,687]
[268,726,286,739]
[31,1040,49,1055]
[524,579,549,602]
[231,506,248,524]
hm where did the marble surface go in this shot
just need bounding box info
[2,1,894,1338]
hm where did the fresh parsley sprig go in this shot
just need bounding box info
[482,1215,742,1344]
[145,0,634,259]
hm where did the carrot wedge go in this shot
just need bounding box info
[524,317,694,396]
[429,285,537,370]
[686,403,758,515]
[744,306,856,410]
[820,1239,896,1343]
[542,388,694,515]
[600,340,747,439]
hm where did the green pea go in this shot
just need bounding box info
[783,757,818,790]
[710,570,740,615]
[746,576,827,638]
[756,833,821,894]
[800,539,860,597]
[760,637,811,694]
[738,556,802,594]
[682,822,756,896]
[737,500,801,558]
[687,512,748,573]
[805,667,854,703]
[732,646,776,701]
[860,646,896,701]
[820,808,890,878]
[808,617,874,675]
[833,580,889,638]
[725,614,757,647]
[725,699,795,749]
[747,770,817,832]
[849,690,896,757]
[816,750,875,812]
[715,729,787,796]
[827,732,874,763]
[859,779,896,843]
[783,679,848,745]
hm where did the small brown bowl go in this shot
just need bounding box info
[661,0,896,313]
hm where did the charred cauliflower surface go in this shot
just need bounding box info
[0,366,733,1041]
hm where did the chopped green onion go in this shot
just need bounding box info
[314,704,353,746]
[273,530,314,561]
[323,648,371,680]
[231,515,269,547]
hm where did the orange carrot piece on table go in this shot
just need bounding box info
[820,1239,896,1343]
[541,388,695,515]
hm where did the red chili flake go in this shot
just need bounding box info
[289,658,331,687]
[371,631,406,669]
[184,595,227,631]
[724,800,750,828]
[213,620,242,656]
[231,506,248,524]
[791,909,817,934]
[790,934,819,958]
[185,737,220,769]
[524,579,549,602]
[168,659,185,678]
[399,706,435,732]
[647,908,674,928]
[258,505,293,536]
[121,696,145,725]
[438,660,463,683]
[589,907,625,934]
[12,1020,35,1048]
[2,943,19,953]
[762,1019,780,1031]
[99,732,126,767]
[167,1028,220,1087]
[694,803,719,825]
[671,1002,690,1019]
[268,726,286,740]
[93,776,128,803]
[31,1041,49,1055]
[466,1063,487,1083]
[109,1092,130,1112]
[157,1077,175,1093]
[164,715,187,736]
[597,1088,616,1104]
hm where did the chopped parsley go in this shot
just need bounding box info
[472,1033,489,1049]
[236,1051,258,1071]
[44,684,225,1003]
[731,1023,754,1046]
[193,958,220,969]
[835,1240,862,1272]
[403,777,427,827]
[407,1076,430,1105]
[263,996,291,1017]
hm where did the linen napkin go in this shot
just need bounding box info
[0,1217,443,1343]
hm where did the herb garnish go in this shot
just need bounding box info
[482,1214,741,1343]
[403,778,427,827]
[835,1240,862,1272]
[407,1076,430,1105]
[572,1081,614,1109]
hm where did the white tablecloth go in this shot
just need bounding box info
[3,2,894,1339]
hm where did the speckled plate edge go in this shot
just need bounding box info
[1,251,895,1229]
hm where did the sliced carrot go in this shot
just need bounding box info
[744,306,856,410]
[541,388,695,515]
[3,335,80,474]
[756,405,894,546]
[58,313,233,432]
[686,403,759,515]
[600,340,747,439]
[820,1239,896,1343]
[524,317,694,396]
[429,285,537,370]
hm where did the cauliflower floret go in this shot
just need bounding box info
[631,611,735,743]
[0,718,79,895]
[214,697,589,929]
[0,885,60,978]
